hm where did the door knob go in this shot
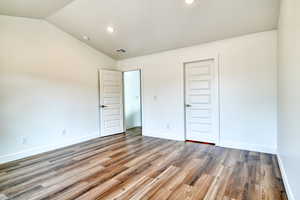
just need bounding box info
[186,104,192,107]
[100,105,108,108]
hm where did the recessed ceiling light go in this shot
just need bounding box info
[185,0,194,4]
[82,35,90,41]
[107,26,114,33]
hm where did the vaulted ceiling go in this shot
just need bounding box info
[0,0,74,18]
[0,0,280,59]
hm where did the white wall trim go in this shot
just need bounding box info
[277,154,295,200]
[219,139,276,154]
[143,130,185,141]
[144,132,276,154]
[0,133,99,164]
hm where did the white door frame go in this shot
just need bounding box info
[122,69,143,131]
[182,54,220,145]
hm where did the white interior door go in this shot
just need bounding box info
[99,69,124,137]
[184,59,219,143]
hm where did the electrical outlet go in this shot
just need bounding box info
[21,137,27,145]
[62,129,67,136]
[166,124,171,129]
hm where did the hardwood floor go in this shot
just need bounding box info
[0,129,287,200]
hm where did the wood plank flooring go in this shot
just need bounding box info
[0,129,287,200]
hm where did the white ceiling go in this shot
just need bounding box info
[0,0,74,18]
[0,0,280,59]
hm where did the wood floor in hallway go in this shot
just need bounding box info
[0,129,287,200]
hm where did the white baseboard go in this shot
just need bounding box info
[277,154,295,200]
[0,133,99,164]
[218,140,276,154]
[143,130,184,141]
[142,132,276,154]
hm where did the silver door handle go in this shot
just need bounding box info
[186,104,192,107]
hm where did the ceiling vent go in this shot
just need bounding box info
[116,49,126,53]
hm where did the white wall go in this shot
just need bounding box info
[277,0,300,199]
[0,15,116,163]
[118,31,277,153]
[124,71,141,129]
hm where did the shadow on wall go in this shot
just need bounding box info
[126,111,141,129]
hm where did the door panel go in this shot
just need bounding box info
[185,59,219,143]
[99,70,124,136]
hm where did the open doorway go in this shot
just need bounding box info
[123,70,142,135]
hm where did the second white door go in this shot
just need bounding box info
[99,69,124,137]
[185,59,219,143]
